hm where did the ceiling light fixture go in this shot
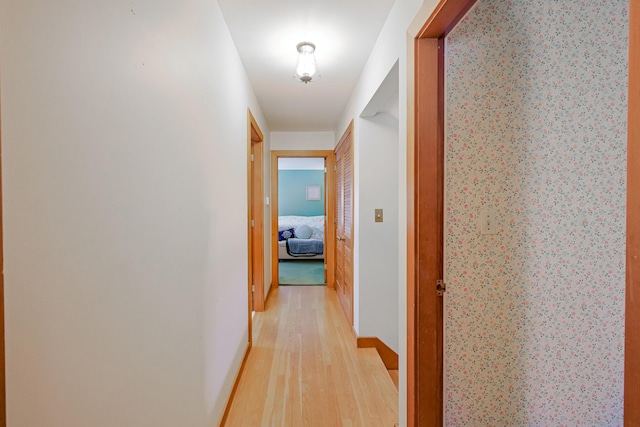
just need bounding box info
[295,42,319,84]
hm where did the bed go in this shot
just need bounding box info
[278,215,325,260]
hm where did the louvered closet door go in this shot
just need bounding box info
[334,126,353,325]
[335,148,344,301]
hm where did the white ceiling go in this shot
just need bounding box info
[217,0,396,132]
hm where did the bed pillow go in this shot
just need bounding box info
[278,228,295,241]
[294,224,313,239]
[311,226,324,240]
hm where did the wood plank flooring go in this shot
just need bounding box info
[224,286,398,427]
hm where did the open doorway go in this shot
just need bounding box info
[271,150,335,290]
[277,157,326,286]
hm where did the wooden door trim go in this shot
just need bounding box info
[416,0,478,38]
[270,150,335,290]
[0,75,5,427]
[408,1,477,425]
[625,0,639,424]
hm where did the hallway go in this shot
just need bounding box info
[224,287,398,426]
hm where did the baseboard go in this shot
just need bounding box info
[218,342,251,427]
[357,336,399,370]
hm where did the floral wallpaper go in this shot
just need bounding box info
[444,0,628,425]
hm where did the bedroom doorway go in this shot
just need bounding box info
[277,157,326,286]
[271,150,335,289]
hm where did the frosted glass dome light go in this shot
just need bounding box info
[295,42,319,84]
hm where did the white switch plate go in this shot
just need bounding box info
[480,209,498,235]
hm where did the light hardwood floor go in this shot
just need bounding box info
[224,286,399,427]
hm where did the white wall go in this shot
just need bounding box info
[0,0,268,426]
[270,131,335,151]
[357,113,399,351]
[352,62,400,352]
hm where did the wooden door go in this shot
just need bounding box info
[248,111,265,315]
[250,140,264,311]
[334,124,354,325]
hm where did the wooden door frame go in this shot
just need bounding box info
[625,0,639,424]
[406,0,481,425]
[408,0,638,425]
[247,110,265,328]
[0,78,5,426]
[270,150,335,290]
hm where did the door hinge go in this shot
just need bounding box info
[251,154,254,162]
[252,285,255,292]
[251,219,255,227]
[437,279,446,297]
[324,167,327,173]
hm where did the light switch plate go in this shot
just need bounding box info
[375,209,383,223]
[480,209,497,235]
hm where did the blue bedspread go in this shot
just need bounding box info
[286,238,324,256]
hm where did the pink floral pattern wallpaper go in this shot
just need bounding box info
[444,0,628,424]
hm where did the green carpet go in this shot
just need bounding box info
[279,260,326,286]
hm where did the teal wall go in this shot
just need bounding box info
[278,170,325,216]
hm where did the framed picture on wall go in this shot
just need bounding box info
[306,185,321,201]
